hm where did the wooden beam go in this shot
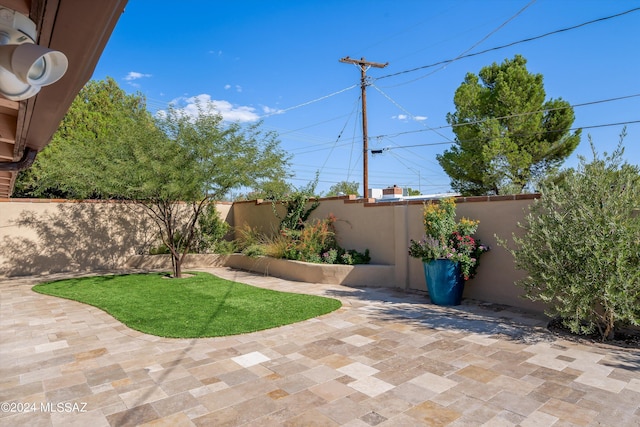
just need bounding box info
[0,141,14,159]
[0,98,19,112]
[0,113,17,143]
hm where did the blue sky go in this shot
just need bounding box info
[92,0,640,196]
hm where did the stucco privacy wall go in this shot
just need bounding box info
[0,200,233,277]
[0,200,151,276]
[1,196,544,312]
[231,194,545,312]
[231,197,396,265]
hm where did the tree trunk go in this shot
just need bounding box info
[603,310,615,341]
[172,253,182,278]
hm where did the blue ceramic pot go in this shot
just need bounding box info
[423,259,465,306]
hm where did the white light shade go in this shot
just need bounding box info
[0,43,68,100]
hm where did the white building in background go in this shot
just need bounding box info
[369,185,460,203]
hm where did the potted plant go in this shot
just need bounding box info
[408,197,488,305]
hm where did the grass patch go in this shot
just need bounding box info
[32,272,341,338]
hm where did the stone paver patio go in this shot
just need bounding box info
[1,267,639,426]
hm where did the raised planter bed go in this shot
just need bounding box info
[125,254,395,287]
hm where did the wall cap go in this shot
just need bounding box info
[2,193,541,206]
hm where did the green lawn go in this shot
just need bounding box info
[32,272,341,338]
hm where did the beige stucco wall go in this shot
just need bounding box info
[0,200,155,276]
[230,195,543,312]
[404,197,544,312]
[0,196,545,313]
[231,200,281,237]
[312,198,396,265]
[0,200,232,277]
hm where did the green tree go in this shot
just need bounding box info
[438,55,581,195]
[326,181,360,197]
[193,204,231,254]
[14,77,151,198]
[500,134,640,340]
[64,99,289,277]
[120,104,288,277]
[274,174,320,231]
[234,179,292,201]
[405,187,421,196]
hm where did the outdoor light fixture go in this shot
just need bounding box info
[0,7,68,101]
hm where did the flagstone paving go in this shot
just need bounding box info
[1,267,639,426]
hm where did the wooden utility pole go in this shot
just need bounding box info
[339,56,388,198]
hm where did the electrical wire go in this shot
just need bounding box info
[277,114,353,136]
[319,95,361,174]
[379,136,441,170]
[381,119,640,151]
[371,83,452,141]
[290,141,355,156]
[259,84,358,118]
[143,85,358,120]
[376,7,640,82]
[370,93,640,140]
[378,0,537,87]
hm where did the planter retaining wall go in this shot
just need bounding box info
[125,254,395,287]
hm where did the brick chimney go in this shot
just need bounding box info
[382,185,403,198]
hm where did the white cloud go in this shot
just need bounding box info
[223,84,242,93]
[123,71,151,88]
[262,105,284,116]
[162,94,261,123]
[391,114,427,122]
[124,71,152,81]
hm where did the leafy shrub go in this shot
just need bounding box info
[258,231,291,259]
[282,216,370,265]
[242,244,266,257]
[500,137,640,340]
[282,217,336,262]
[340,249,371,265]
[149,243,171,255]
[273,175,320,231]
[149,231,187,255]
[148,204,232,255]
[321,248,339,264]
[213,239,236,255]
[235,214,370,265]
[235,224,262,253]
[193,204,230,253]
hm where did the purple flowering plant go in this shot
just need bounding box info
[408,198,489,280]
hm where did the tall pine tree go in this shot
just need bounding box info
[438,55,580,195]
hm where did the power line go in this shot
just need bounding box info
[376,7,640,82]
[259,84,358,118]
[290,141,355,156]
[371,93,640,140]
[277,114,352,136]
[371,83,452,142]
[319,95,361,174]
[446,0,537,62]
[380,119,640,151]
[379,0,537,87]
